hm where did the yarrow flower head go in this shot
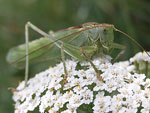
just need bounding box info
[12,52,150,113]
[130,51,150,63]
[130,51,150,78]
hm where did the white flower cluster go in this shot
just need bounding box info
[130,51,150,76]
[12,53,150,113]
[130,51,150,63]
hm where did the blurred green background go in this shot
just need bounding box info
[0,0,150,112]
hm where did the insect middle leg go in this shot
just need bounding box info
[61,44,68,87]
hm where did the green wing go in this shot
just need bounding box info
[6,37,58,69]
[6,28,89,69]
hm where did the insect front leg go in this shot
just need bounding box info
[61,44,68,87]
[61,43,103,81]
[80,48,103,81]
[110,42,126,63]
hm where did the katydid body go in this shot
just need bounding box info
[7,22,125,65]
[8,22,144,87]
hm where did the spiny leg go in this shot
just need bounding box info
[80,48,103,81]
[25,23,29,87]
[113,50,125,62]
[61,44,68,87]
[24,22,57,87]
[111,42,126,63]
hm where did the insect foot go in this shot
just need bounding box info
[11,52,150,113]
[96,73,103,81]
[8,87,19,92]
[62,73,68,87]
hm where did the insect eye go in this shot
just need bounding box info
[103,28,107,32]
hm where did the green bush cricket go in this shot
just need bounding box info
[6,22,150,88]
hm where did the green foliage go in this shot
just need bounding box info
[0,0,150,112]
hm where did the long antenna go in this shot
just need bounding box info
[114,27,150,57]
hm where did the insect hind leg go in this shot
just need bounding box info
[24,23,29,87]
[24,22,56,87]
